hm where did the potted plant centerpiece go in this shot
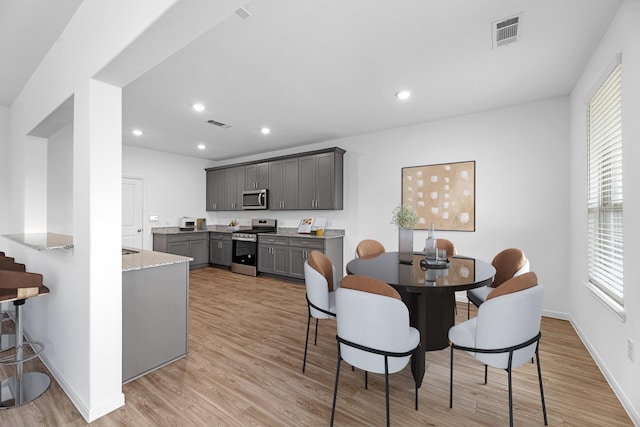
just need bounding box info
[391,204,418,263]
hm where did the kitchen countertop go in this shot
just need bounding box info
[151,226,344,239]
[122,247,192,272]
[1,232,74,251]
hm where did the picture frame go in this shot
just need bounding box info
[401,160,476,231]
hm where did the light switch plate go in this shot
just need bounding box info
[149,215,159,221]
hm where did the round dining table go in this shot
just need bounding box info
[346,252,495,388]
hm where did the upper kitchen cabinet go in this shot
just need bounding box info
[206,169,226,211]
[299,149,344,210]
[205,147,345,211]
[245,162,269,190]
[269,158,299,210]
[225,166,245,211]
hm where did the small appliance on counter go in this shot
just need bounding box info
[297,217,327,235]
[179,217,196,231]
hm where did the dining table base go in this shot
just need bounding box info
[400,291,456,388]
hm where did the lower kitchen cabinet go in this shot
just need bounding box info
[122,261,188,383]
[258,234,343,282]
[153,232,209,269]
[288,236,343,280]
[209,232,232,266]
[257,235,289,276]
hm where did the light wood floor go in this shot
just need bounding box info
[0,267,633,426]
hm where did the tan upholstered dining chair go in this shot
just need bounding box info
[436,238,457,258]
[355,239,386,259]
[467,248,529,318]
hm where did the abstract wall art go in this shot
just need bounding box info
[402,160,475,231]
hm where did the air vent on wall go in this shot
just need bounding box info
[492,14,521,49]
[207,119,231,129]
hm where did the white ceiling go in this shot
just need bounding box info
[2,0,622,161]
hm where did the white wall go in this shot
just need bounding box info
[211,97,571,316]
[47,122,74,234]
[0,106,8,234]
[122,145,212,249]
[569,0,640,423]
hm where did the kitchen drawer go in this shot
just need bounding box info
[288,237,324,250]
[258,235,289,246]
[209,232,232,242]
[166,233,208,243]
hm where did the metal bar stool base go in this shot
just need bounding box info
[0,334,16,352]
[0,372,51,409]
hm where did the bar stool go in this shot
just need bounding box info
[0,255,25,352]
[0,267,51,409]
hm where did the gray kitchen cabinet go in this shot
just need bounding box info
[154,232,209,269]
[209,232,232,266]
[269,158,299,210]
[288,236,343,280]
[206,169,226,211]
[299,150,344,210]
[257,235,289,275]
[225,166,245,211]
[122,261,189,383]
[245,162,269,190]
[205,147,345,211]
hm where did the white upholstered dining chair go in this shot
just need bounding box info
[330,274,420,427]
[302,250,338,373]
[449,272,547,427]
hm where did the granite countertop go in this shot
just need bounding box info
[151,225,344,239]
[1,232,74,251]
[122,247,192,272]
[269,228,345,239]
[151,225,251,234]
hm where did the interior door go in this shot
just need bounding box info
[122,177,144,248]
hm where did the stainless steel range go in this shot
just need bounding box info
[231,219,277,276]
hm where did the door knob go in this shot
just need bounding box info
[137,229,143,232]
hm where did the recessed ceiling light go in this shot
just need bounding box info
[260,127,271,135]
[395,90,411,100]
[192,103,205,112]
[132,129,143,136]
[197,143,206,150]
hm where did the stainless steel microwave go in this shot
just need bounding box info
[242,189,268,210]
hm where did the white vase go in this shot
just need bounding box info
[398,227,413,263]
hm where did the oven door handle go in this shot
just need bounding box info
[232,236,257,242]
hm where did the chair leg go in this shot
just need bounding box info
[484,364,488,384]
[314,318,319,345]
[330,343,342,427]
[508,366,514,427]
[365,370,368,389]
[536,346,548,425]
[384,356,390,427]
[467,301,470,319]
[449,345,454,408]
[302,313,311,373]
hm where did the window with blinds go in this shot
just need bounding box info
[587,61,623,306]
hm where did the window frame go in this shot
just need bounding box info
[586,54,623,308]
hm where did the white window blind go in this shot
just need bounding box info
[587,62,623,305]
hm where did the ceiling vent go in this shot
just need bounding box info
[207,119,231,129]
[492,15,521,49]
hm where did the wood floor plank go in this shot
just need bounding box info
[0,267,633,426]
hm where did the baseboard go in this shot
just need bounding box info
[569,318,640,425]
[30,332,125,423]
